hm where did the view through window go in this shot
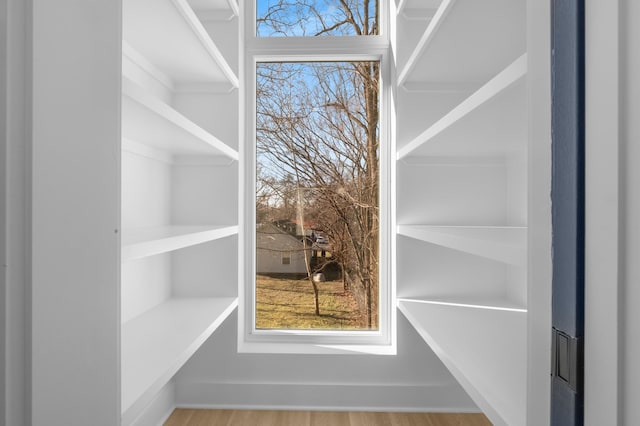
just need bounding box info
[252,0,381,335]
[255,60,380,331]
[256,0,378,37]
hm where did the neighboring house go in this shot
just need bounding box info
[256,222,310,274]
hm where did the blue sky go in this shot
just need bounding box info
[256,0,376,37]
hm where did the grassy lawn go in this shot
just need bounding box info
[256,274,364,330]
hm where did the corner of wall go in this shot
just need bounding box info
[2,0,29,424]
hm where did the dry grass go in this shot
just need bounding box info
[256,275,369,330]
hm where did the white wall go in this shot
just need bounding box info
[1,0,28,424]
[1,0,7,421]
[620,0,640,423]
[585,0,640,424]
[585,0,621,425]
[175,311,478,412]
[526,0,552,423]
[30,1,121,424]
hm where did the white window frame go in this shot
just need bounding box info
[239,0,396,354]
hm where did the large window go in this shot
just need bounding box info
[256,60,380,331]
[242,0,392,353]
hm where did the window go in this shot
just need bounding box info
[241,0,394,353]
[256,60,380,332]
[256,0,378,37]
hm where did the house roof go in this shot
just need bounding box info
[256,222,306,252]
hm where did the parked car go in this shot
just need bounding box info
[315,236,328,244]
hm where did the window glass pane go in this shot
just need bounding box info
[256,0,378,37]
[256,61,380,331]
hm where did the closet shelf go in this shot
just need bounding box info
[396,0,439,20]
[398,296,526,313]
[397,54,527,159]
[397,225,526,266]
[398,298,526,426]
[398,0,526,86]
[122,78,238,160]
[121,297,238,423]
[121,225,238,261]
[123,0,238,87]
[188,0,239,18]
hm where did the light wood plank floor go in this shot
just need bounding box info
[164,409,492,426]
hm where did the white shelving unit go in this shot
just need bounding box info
[397,54,527,159]
[397,225,526,266]
[394,0,528,424]
[122,78,238,159]
[397,0,526,87]
[121,298,238,424]
[398,299,526,426]
[120,0,239,423]
[123,0,238,87]
[122,225,238,261]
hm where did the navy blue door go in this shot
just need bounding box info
[551,0,585,424]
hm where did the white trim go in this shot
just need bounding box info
[247,37,391,57]
[585,0,621,424]
[240,0,394,353]
[126,382,176,426]
[526,0,552,424]
[174,381,478,413]
[0,0,9,420]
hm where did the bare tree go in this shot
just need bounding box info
[256,0,380,328]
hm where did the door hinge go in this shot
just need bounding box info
[551,327,583,392]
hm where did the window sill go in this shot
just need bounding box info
[237,340,397,355]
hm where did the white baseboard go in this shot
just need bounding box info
[175,381,479,413]
[125,381,176,426]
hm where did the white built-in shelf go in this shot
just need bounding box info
[397,55,527,159]
[121,225,238,262]
[398,295,526,313]
[397,298,526,426]
[397,0,526,87]
[122,78,238,160]
[396,0,439,20]
[121,297,238,422]
[123,0,238,87]
[397,225,526,266]
[188,0,239,21]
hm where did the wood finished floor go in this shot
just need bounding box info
[164,409,493,426]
